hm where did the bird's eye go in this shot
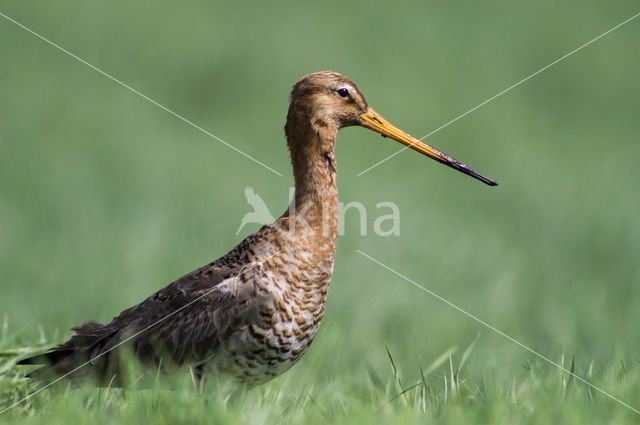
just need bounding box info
[337,88,349,97]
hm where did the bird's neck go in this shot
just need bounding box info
[283,119,339,246]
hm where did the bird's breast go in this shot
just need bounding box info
[216,252,333,384]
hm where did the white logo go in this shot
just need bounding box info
[236,186,400,237]
[235,186,276,235]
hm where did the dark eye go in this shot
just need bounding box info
[337,88,349,97]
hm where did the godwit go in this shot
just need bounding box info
[19,71,497,386]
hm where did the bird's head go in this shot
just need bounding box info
[287,70,497,186]
[287,71,369,129]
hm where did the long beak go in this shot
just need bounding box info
[359,108,497,186]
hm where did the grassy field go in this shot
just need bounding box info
[1,1,639,423]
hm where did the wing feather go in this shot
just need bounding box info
[18,263,245,382]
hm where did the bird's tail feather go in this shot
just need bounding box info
[17,321,120,383]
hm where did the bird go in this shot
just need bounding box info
[235,186,275,235]
[18,71,497,387]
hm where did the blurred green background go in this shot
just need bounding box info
[1,0,639,422]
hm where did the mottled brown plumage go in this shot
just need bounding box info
[19,71,496,386]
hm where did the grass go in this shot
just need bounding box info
[1,0,640,423]
[2,323,639,424]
